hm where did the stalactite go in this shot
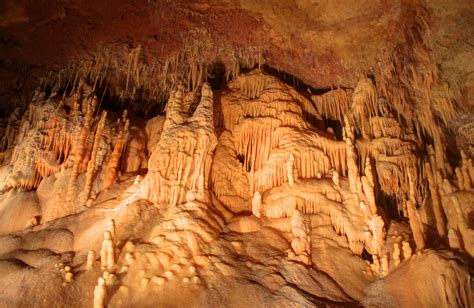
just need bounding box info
[351,78,379,139]
[35,150,61,178]
[0,51,458,308]
[312,88,352,123]
[369,116,403,139]
[375,6,456,179]
[262,186,368,255]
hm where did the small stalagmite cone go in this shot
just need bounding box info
[93,277,107,308]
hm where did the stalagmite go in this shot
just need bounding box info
[362,158,378,215]
[406,200,425,251]
[93,277,107,308]
[87,250,97,270]
[448,228,461,249]
[289,210,311,265]
[344,115,361,198]
[425,161,446,238]
[252,191,263,218]
[66,94,97,208]
[103,271,117,285]
[122,126,147,173]
[0,39,472,307]
[469,158,474,183]
[455,167,465,190]
[380,254,389,277]
[107,219,116,238]
[332,170,340,188]
[402,241,412,260]
[25,216,39,228]
[460,150,472,190]
[286,154,295,186]
[371,256,380,276]
[103,119,129,190]
[81,111,108,206]
[100,231,115,270]
[144,83,218,206]
[392,242,401,267]
[362,176,377,215]
[450,195,474,257]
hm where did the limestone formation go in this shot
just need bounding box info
[143,83,217,206]
[93,277,107,308]
[107,219,116,238]
[402,241,412,260]
[100,231,115,270]
[286,154,296,186]
[251,191,263,218]
[81,111,108,206]
[289,210,311,265]
[87,250,97,270]
[406,200,425,251]
[0,51,472,307]
[392,242,401,267]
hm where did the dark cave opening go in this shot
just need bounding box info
[262,65,332,96]
[377,188,403,221]
[37,61,346,130]
[236,154,251,172]
[207,62,227,91]
[361,249,373,263]
[325,119,344,140]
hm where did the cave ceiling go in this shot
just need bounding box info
[0,1,474,306]
[0,0,472,106]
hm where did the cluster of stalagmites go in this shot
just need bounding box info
[210,70,474,263]
[0,69,472,306]
[0,79,147,220]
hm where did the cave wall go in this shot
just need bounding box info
[0,1,473,307]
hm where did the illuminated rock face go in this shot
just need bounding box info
[0,70,472,307]
[143,83,218,206]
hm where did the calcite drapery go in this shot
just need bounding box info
[143,83,218,206]
[0,68,472,308]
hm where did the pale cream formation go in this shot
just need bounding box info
[0,72,471,307]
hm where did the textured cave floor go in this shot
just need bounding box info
[0,181,472,307]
